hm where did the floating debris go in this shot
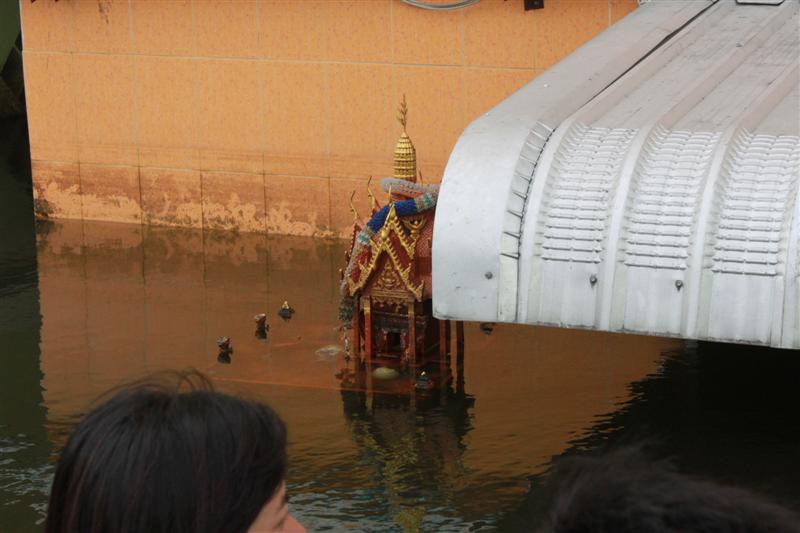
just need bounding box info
[278,301,295,320]
[372,366,399,380]
[217,351,231,364]
[479,322,495,335]
[315,344,343,361]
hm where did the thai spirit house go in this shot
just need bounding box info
[340,99,460,370]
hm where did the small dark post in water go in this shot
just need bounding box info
[254,313,268,339]
[365,340,374,414]
[216,336,233,363]
[439,320,451,360]
[216,336,232,352]
[352,305,361,360]
[456,334,465,397]
[440,321,453,375]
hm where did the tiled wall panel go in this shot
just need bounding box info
[21,0,638,237]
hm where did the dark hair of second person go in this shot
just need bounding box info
[45,371,304,533]
[545,446,800,533]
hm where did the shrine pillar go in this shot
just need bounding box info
[362,297,372,361]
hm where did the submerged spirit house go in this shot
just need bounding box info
[341,101,459,369]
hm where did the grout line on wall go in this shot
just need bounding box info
[255,0,262,52]
[323,69,331,162]
[190,0,198,59]
[262,166,268,236]
[389,0,397,147]
[199,168,206,231]
[23,49,543,73]
[327,175,333,234]
[189,0,205,230]
[460,8,466,133]
[67,42,85,221]
[256,0,268,237]
[320,1,331,164]
[128,0,145,227]
[190,0,205,232]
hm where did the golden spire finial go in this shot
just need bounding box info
[367,176,379,211]
[393,96,416,182]
[386,184,393,204]
[397,94,409,132]
[349,191,360,222]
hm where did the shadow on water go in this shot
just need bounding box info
[0,115,51,531]
[499,341,800,531]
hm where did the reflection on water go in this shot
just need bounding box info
[1,191,799,530]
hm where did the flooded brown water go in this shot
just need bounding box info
[31,220,679,530]
[3,120,800,531]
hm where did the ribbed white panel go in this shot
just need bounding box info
[538,125,637,264]
[702,131,800,344]
[624,128,720,270]
[616,127,720,334]
[530,124,636,327]
[710,132,800,276]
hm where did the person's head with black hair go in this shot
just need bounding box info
[545,446,799,533]
[46,371,304,533]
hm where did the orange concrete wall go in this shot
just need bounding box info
[21,0,637,237]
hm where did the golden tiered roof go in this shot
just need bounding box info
[393,95,416,182]
[345,203,424,301]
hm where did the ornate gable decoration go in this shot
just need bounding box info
[346,204,424,301]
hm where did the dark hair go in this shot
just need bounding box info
[546,446,800,533]
[46,371,287,533]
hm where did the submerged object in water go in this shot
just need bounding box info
[372,366,399,380]
[415,371,434,390]
[216,336,232,352]
[216,336,232,363]
[278,301,295,320]
[254,313,269,329]
[254,313,269,339]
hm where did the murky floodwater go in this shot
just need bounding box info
[2,121,800,532]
